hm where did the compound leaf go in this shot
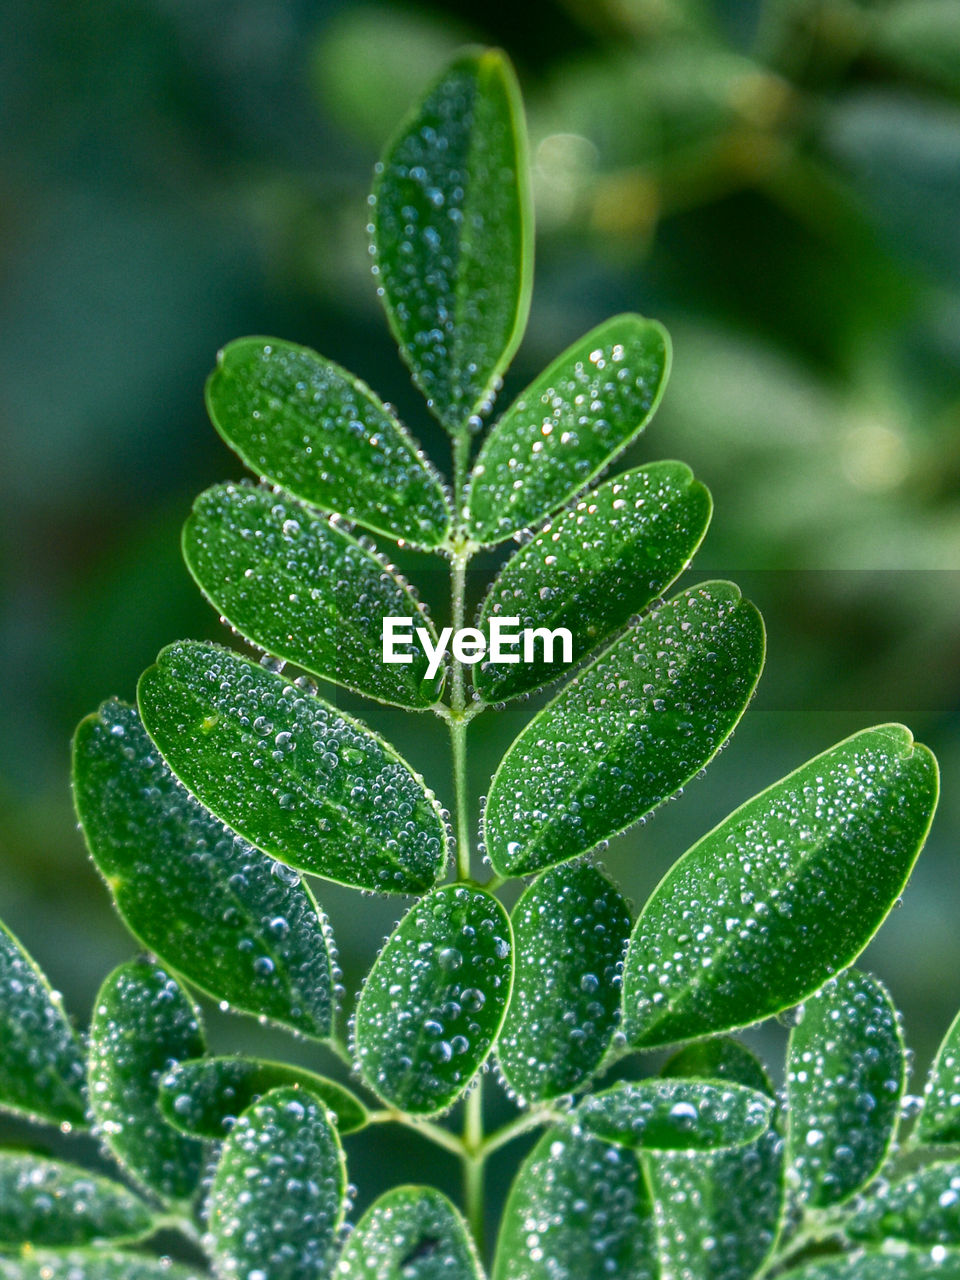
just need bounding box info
[574,1079,773,1153]
[485,581,764,878]
[336,1185,482,1279]
[355,884,512,1115]
[492,1125,657,1280]
[0,1256,206,1280]
[159,1056,367,1139]
[183,483,442,708]
[73,700,336,1039]
[0,923,87,1129]
[662,1036,776,1099]
[373,49,532,432]
[88,960,205,1205]
[467,315,671,545]
[850,1161,960,1247]
[209,1086,346,1280]
[917,1008,960,1144]
[205,337,450,548]
[475,461,712,702]
[775,1249,960,1279]
[0,1154,152,1250]
[622,725,939,1050]
[786,969,904,1209]
[137,640,446,895]
[498,863,631,1104]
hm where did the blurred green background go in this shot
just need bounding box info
[1,0,958,1254]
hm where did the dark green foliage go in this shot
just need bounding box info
[0,1154,153,1250]
[337,1186,483,1279]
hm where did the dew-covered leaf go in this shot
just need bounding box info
[205,337,450,547]
[335,1185,482,1279]
[159,1055,367,1139]
[475,461,712,702]
[372,49,532,433]
[662,1036,776,1098]
[209,1086,346,1280]
[0,1154,153,1250]
[354,884,512,1115]
[492,1125,657,1280]
[485,581,764,878]
[73,700,336,1039]
[0,1255,207,1280]
[917,1009,960,1144]
[137,641,446,894]
[0,923,87,1129]
[849,1161,960,1247]
[786,969,904,1209]
[183,483,442,708]
[498,863,631,1104]
[88,960,205,1205]
[622,725,939,1050]
[467,315,671,545]
[574,1079,773,1153]
[774,1248,960,1280]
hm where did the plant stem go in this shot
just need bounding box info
[367,1108,467,1158]
[463,1079,486,1249]
[449,543,472,881]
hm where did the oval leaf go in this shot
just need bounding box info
[0,1255,207,1280]
[373,49,532,432]
[209,1086,346,1280]
[498,863,631,1104]
[183,483,442,708]
[918,1009,960,1144]
[786,969,904,1209]
[775,1249,960,1280]
[137,641,447,894]
[0,1154,152,1251]
[73,700,336,1039]
[355,884,512,1115]
[574,1079,773,1153]
[622,724,939,1049]
[336,1185,482,1279]
[485,580,765,878]
[467,314,671,545]
[849,1161,960,1247]
[663,1036,776,1099]
[88,960,205,1204]
[475,461,712,702]
[492,1125,657,1280]
[205,337,450,548]
[160,1056,367,1139]
[0,923,86,1129]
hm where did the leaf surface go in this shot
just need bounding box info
[775,1249,960,1279]
[205,337,450,547]
[918,1008,960,1144]
[0,1154,152,1250]
[574,1079,773,1153]
[373,49,532,432]
[336,1185,483,1279]
[183,483,442,708]
[622,725,939,1049]
[0,1255,206,1280]
[485,581,764,877]
[475,461,712,701]
[0,923,86,1128]
[137,641,446,894]
[355,884,512,1115]
[498,863,631,1103]
[88,960,205,1204]
[467,314,671,544]
[662,1036,775,1098]
[209,1086,346,1280]
[74,700,336,1038]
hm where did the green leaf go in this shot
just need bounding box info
[786,969,904,1209]
[0,1255,207,1280]
[662,1036,776,1099]
[205,337,451,548]
[774,1248,960,1280]
[475,461,712,702]
[849,1161,960,1247]
[0,923,87,1129]
[917,1008,960,1144]
[0,1154,152,1251]
[485,581,764,878]
[354,884,512,1114]
[622,724,939,1049]
[372,48,532,432]
[137,640,447,894]
[873,1,960,97]
[88,960,205,1205]
[492,1125,657,1280]
[159,1055,367,1139]
[183,483,442,708]
[574,1079,773,1153]
[467,314,671,545]
[73,700,336,1039]
[209,1086,346,1280]
[336,1185,483,1279]
[497,863,631,1104]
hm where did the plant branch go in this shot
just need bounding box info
[366,1108,467,1158]
[463,1078,486,1250]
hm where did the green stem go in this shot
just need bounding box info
[367,1108,467,1158]
[463,1079,486,1249]
[479,1105,560,1158]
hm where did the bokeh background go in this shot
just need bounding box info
[1,0,958,1256]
